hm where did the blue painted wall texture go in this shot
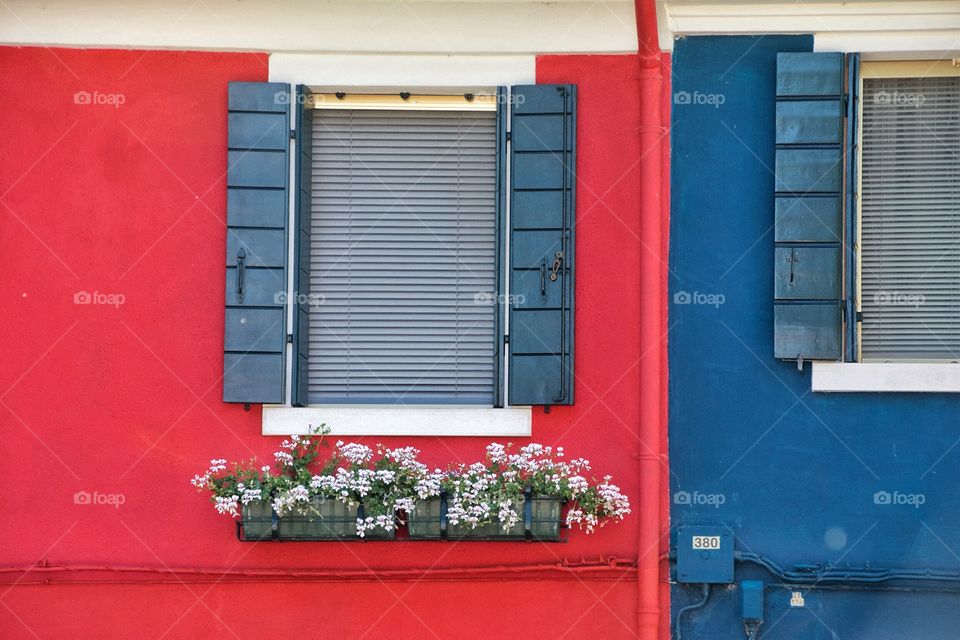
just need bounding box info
[670,35,960,639]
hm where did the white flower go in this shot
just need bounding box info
[486,442,507,464]
[240,488,262,505]
[214,495,240,517]
[274,451,294,466]
[272,484,311,515]
[337,442,373,465]
[374,469,396,484]
[385,446,420,464]
[567,475,589,496]
[394,497,415,513]
[415,473,443,499]
[356,514,396,537]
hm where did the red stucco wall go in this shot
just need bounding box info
[0,47,650,638]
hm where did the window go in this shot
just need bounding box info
[223,82,576,416]
[859,66,960,362]
[309,106,498,404]
[772,55,960,392]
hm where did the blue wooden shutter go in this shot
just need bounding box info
[507,84,576,405]
[291,85,312,406]
[844,53,860,362]
[493,86,508,407]
[223,82,290,403]
[774,53,844,364]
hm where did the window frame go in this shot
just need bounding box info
[268,85,532,434]
[300,96,503,407]
[814,58,960,392]
[856,60,960,363]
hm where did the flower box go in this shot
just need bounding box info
[197,434,629,543]
[408,494,563,541]
[239,499,395,541]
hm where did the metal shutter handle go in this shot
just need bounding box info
[236,247,246,304]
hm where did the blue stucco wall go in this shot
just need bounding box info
[669,35,960,638]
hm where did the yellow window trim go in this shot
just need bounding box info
[309,92,497,111]
[861,59,960,79]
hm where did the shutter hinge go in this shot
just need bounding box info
[843,94,849,111]
[503,334,510,344]
[505,131,511,142]
[286,333,294,344]
[290,129,296,140]
[856,311,863,323]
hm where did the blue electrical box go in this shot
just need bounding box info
[740,580,764,623]
[676,526,734,583]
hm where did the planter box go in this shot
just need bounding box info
[408,494,563,541]
[407,497,444,539]
[240,499,394,541]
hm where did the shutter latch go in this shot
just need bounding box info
[786,248,799,286]
[550,250,564,282]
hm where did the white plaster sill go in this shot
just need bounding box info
[812,362,960,393]
[262,405,532,437]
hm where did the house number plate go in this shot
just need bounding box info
[691,535,721,550]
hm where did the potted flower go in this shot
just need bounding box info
[192,428,364,540]
[192,428,440,540]
[407,443,631,541]
[194,432,630,542]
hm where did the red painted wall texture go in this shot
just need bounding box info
[0,47,649,638]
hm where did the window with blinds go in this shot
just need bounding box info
[308,109,498,403]
[860,75,960,361]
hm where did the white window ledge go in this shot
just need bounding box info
[262,406,532,437]
[812,362,960,393]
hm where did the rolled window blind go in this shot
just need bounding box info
[308,109,497,402]
[860,76,960,361]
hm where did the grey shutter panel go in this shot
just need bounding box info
[493,86,508,407]
[844,53,860,362]
[292,85,313,405]
[508,84,576,405]
[308,109,498,403]
[860,75,960,360]
[774,53,844,363]
[223,82,290,403]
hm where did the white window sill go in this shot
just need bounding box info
[262,405,532,437]
[812,362,960,393]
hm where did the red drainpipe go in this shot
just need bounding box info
[635,0,667,638]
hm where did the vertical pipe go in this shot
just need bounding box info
[635,0,665,638]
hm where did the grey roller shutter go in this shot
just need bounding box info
[860,75,960,361]
[308,109,498,403]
